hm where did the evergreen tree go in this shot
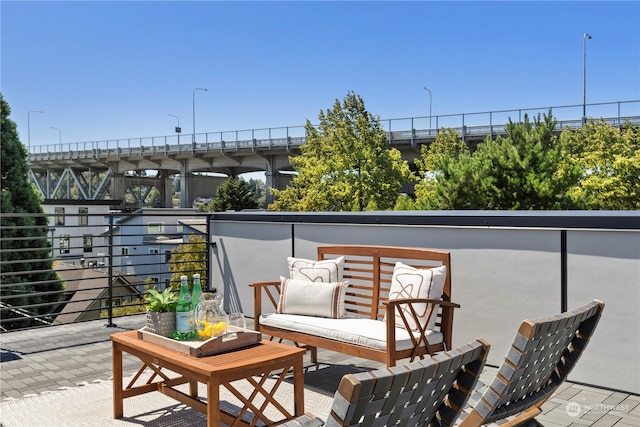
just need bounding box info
[247,177,266,208]
[270,92,414,211]
[1,94,62,330]
[415,113,584,209]
[409,128,470,210]
[209,177,259,212]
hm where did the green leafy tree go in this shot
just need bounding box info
[147,186,160,207]
[560,120,639,210]
[415,113,584,209]
[1,94,63,329]
[270,92,415,211]
[208,177,259,212]
[168,234,207,290]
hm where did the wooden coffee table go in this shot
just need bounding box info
[111,330,305,427]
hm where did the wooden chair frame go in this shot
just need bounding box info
[459,299,605,427]
[282,339,490,427]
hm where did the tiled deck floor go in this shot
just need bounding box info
[1,315,638,426]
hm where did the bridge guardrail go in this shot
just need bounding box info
[26,100,639,161]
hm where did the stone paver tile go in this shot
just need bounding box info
[603,392,629,406]
[42,370,62,380]
[554,387,583,401]
[541,401,562,415]
[4,379,28,390]
[591,414,622,427]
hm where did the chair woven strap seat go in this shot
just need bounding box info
[459,299,604,427]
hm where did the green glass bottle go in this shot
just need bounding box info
[174,275,194,340]
[191,274,203,310]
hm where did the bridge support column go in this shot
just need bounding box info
[111,174,127,209]
[159,175,173,208]
[265,170,293,206]
[179,160,192,208]
[265,170,275,207]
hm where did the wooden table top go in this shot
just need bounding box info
[111,330,305,377]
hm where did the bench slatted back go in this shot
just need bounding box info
[317,245,452,325]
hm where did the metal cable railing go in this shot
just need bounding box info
[0,211,210,332]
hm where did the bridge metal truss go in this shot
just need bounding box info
[29,167,112,200]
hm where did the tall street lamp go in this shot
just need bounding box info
[50,126,62,150]
[168,114,181,133]
[192,88,208,146]
[28,110,43,151]
[423,86,432,131]
[168,113,181,146]
[583,33,592,125]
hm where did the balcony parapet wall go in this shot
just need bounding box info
[208,210,639,394]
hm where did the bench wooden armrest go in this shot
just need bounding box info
[385,298,460,357]
[250,281,281,331]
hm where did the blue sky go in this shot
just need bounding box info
[2,1,639,148]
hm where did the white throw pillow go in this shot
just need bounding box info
[388,262,447,332]
[277,277,348,319]
[287,256,344,282]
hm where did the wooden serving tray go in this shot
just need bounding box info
[137,326,262,357]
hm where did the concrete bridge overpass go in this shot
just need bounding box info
[27,100,639,208]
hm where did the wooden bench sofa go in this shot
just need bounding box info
[250,245,459,367]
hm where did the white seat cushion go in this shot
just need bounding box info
[259,313,443,352]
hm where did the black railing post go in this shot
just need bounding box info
[560,230,568,313]
[105,213,117,327]
[206,214,212,292]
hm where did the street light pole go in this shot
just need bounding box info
[50,126,62,151]
[168,113,180,131]
[423,87,432,131]
[583,33,592,125]
[169,113,181,147]
[192,88,208,146]
[28,110,43,152]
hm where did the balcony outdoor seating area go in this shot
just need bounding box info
[1,209,638,426]
[1,312,638,427]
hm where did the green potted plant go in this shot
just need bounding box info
[145,288,178,337]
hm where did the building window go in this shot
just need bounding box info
[55,207,65,226]
[147,222,165,234]
[165,250,172,263]
[83,235,93,253]
[59,235,70,254]
[149,248,159,255]
[149,276,159,284]
[78,207,88,226]
[121,247,129,256]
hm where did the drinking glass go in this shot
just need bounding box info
[227,312,246,332]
